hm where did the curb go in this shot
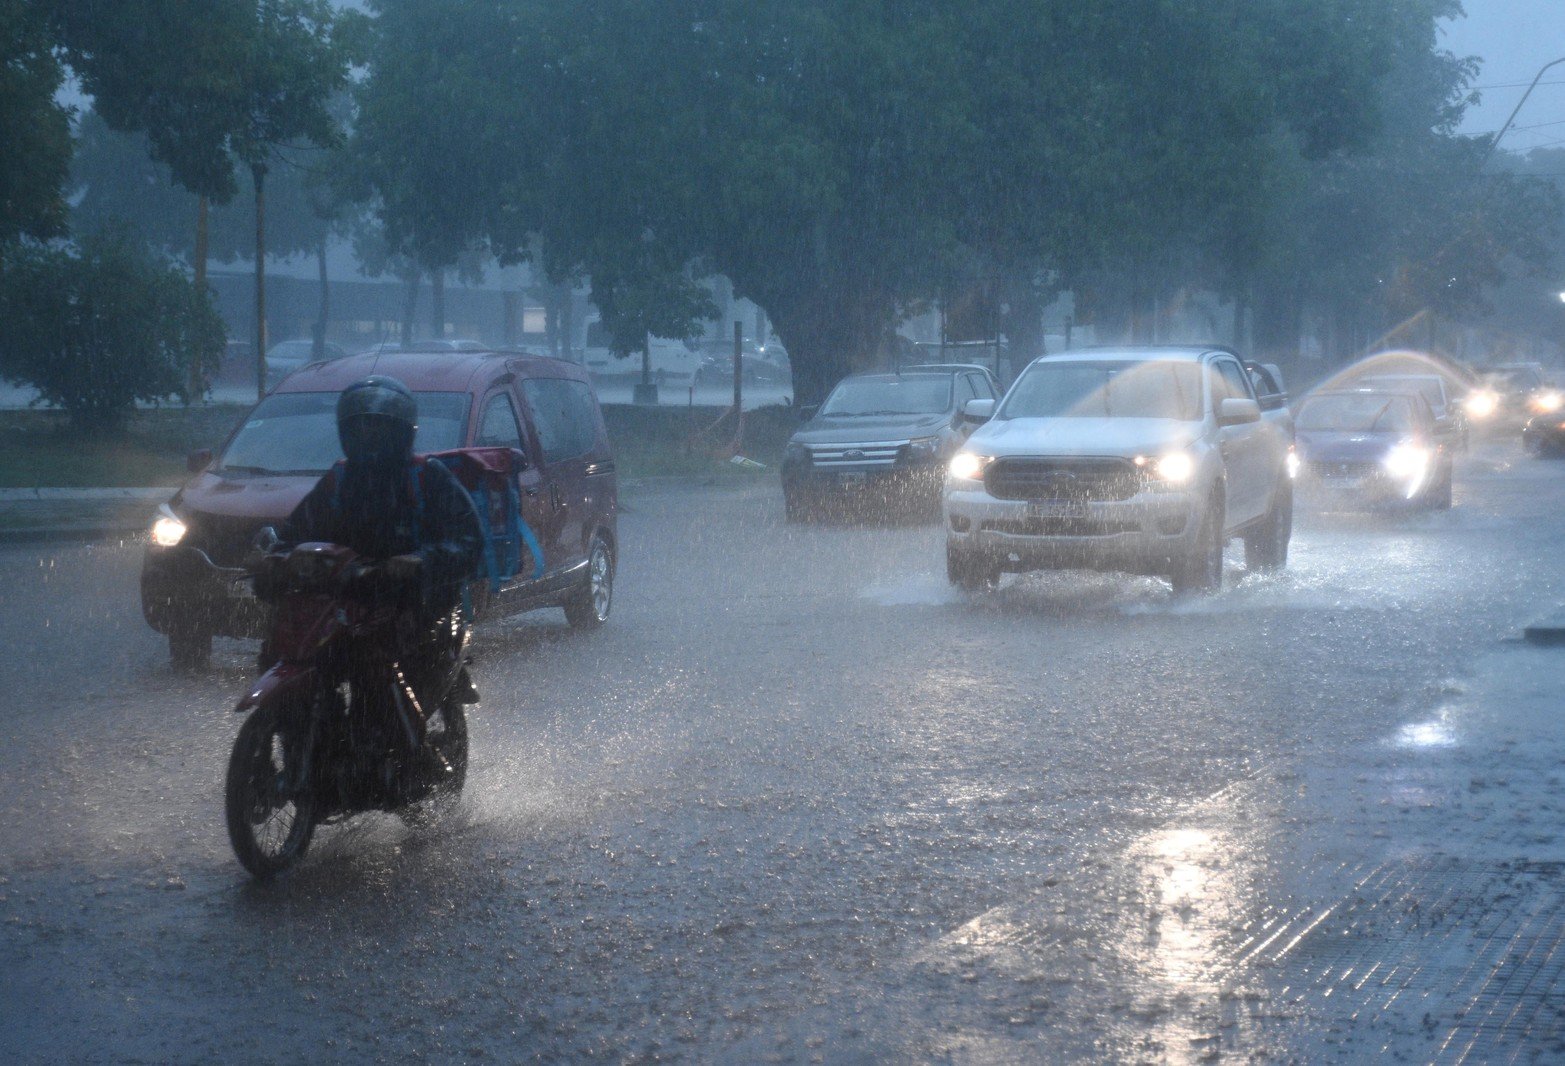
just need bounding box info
[1524,607,1565,647]
[0,524,147,546]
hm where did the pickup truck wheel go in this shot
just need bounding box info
[169,629,211,672]
[947,543,999,593]
[1170,502,1223,595]
[564,534,614,629]
[1243,483,1292,571]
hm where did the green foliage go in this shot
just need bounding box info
[0,234,227,433]
[0,0,72,243]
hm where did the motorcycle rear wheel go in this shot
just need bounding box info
[225,705,317,879]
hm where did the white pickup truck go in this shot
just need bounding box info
[944,347,1295,594]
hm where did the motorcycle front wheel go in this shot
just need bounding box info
[401,695,469,828]
[225,704,317,879]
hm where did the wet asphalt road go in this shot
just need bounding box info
[1,436,1563,1062]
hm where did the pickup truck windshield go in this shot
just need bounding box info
[819,376,952,416]
[1001,361,1203,420]
[218,391,473,475]
[1297,393,1414,433]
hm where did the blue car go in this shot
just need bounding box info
[1294,389,1453,510]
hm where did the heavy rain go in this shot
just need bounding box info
[4,1,1565,1062]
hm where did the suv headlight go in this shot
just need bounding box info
[1530,389,1564,414]
[948,452,992,485]
[151,504,187,547]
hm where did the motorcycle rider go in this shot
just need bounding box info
[271,375,485,774]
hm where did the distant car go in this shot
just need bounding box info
[141,350,619,668]
[1472,363,1560,426]
[355,339,490,357]
[265,339,348,383]
[1294,388,1452,509]
[782,368,999,520]
[694,353,788,386]
[1522,412,1565,457]
[943,347,1295,594]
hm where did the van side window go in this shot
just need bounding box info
[476,392,524,449]
[521,378,600,462]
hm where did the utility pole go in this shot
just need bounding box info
[733,319,744,413]
[1479,56,1565,169]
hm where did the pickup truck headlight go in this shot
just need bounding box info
[948,452,992,484]
[906,435,942,462]
[1140,450,1195,484]
[784,441,810,465]
[151,504,187,547]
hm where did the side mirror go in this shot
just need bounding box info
[962,398,996,424]
[187,448,214,473]
[251,526,280,554]
[508,446,530,472]
[1218,398,1262,426]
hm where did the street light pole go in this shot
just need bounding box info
[1479,56,1565,169]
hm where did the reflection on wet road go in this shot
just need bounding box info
[1,438,1563,1060]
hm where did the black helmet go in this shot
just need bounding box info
[337,376,417,464]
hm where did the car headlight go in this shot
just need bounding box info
[906,435,942,462]
[151,504,187,547]
[1285,447,1301,480]
[1137,450,1195,484]
[1464,390,1499,419]
[1383,442,1430,496]
[948,452,992,484]
[1531,390,1564,414]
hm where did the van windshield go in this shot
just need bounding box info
[218,391,472,475]
[1000,361,1204,420]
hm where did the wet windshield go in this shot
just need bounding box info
[1297,393,1415,433]
[1000,361,1204,420]
[818,376,952,416]
[1359,376,1445,411]
[218,391,472,474]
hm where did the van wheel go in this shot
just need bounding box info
[564,534,614,629]
[1243,483,1291,571]
[169,629,211,672]
[1171,500,1223,595]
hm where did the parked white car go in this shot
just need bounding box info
[944,347,1295,594]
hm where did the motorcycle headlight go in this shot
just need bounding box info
[151,505,187,547]
[948,452,992,484]
[1383,442,1430,495]
[285,546,338,588]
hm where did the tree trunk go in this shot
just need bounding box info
[764,284,891,407]
[253,166,267,403]
[401,272,421,346]
[191,195,210,400]
[313,238,330,361]
[430,269,446,339]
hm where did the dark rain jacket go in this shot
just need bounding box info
[280,456,485,619]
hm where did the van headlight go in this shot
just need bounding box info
[151,504,187,547]
[948,452,992,484]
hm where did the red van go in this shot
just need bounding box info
[141,350,618,668]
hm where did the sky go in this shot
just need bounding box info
[1441,0,1565,153]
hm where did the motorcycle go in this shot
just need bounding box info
[224,534,474,879]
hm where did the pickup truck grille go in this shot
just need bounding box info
[985,457,1140,502]
[805,441,907,468]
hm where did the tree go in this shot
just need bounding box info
[0,232,226,434]
[0,0,72,244]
